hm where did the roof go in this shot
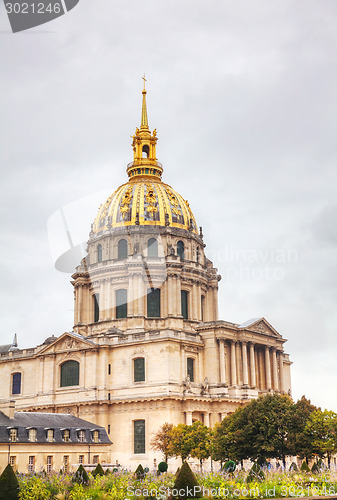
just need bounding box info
[238,318,263,329]
[0,344,12,354]
[0,411,111,445]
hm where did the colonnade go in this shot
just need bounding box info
[218,339,285,392]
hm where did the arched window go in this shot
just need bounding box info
[134,357,145,382]
[147,288,160,318]
[118,239,128,260]
[147,238,158,258]
[97,244,102,262]
[134,420,145,454]
[196,246,200,263]
[116,289,127,318]
[142,145,149,158]
[181,290,189,320]
[187,357,195,382]
[12,372,21,395]
[60,360,79,387]
[177,240,184,260]
[93,294,99,323]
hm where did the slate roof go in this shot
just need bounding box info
[238,318,263,329]
[0,411,111,444]
[0,344,12,354]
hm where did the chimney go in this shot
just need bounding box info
[0,400,15,419]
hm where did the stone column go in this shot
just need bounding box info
[278,352,284,392]
[242,342,249,386]
[204,413,210,427]
[185,411,193,425]
[265,346,272,391]
[272,348,279,391]
[167,275,174,317]
[249,343,256,388]
[137,275,144,316]
[230,341,237,386]
[236,341,242,386]
[219,339,227,384]
[77,285,82,324]
[128,275,134,316]
[176,274,181,316]
[106,281,112,319]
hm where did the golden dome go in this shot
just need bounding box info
[92,81,198,235]
[93,179,198,234]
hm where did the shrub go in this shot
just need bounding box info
[311,462,319,474]
[73,464,89,485]
[289,462,298,471]
[300,461,310,473]
[0,464,19,500]
[247,462,265,483]
[92,463,105,477]
[223,460,236,473]
[173,461,200,499]
[134,464,144,479]
[158,461,168,473]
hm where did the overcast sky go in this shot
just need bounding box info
[1,1,336,412]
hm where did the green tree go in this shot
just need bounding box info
[187,421,211,471]
[304,410,337,468]
[92,463,105,477]
[150,422,174,462]
[288,396,318,462]
[0,464,19,500]
[173,461,200,499]
[168,424,192,463]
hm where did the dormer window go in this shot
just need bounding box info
[9,428,17,442]
[92,430,99,443]
[62,429,70,442]
[28,428,37,442]
[78,430,86,442]
[47,429,54,442]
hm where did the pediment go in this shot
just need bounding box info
[238,318,281,338]
[37,332,96,356]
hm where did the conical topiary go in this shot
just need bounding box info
[289,462,298,471]
[135,464,144,479]
[247,462,265,483]
[0,464,19,500]
[311,462,319,474]
[173,461,200,499]
[300,461,310,473]
[92,463,105,477]
[73,464,89,484]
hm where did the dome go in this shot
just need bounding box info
[92,84,198,235]
[93,179,198,234]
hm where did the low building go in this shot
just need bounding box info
[0,401,111,474]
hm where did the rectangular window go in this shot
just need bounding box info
[93,455,99,465]
[134,357,145,382]
[28,456,35,473]
[63,429,70,442]
[9,428,17,442]
[78,430,86,442]
[46,456,53,474]
[47,429,54,442]
[134,420,145,454]
[94,294,99,322]
[92,430,99,443]
[108,424,110,434]
[63,456,69,473]
[147,288,160,318]
[116,289,127,318]
[28,428,37,442]
[12,373,21,395]
[181,290,189,319]
[79,455,84,464]
[9,456,16,468]
[187,357,195,382]
[108,364,111,375]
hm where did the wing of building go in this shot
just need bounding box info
[0,85,292,470]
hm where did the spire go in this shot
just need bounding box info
[12,333,18,348]
[141,74,149,129]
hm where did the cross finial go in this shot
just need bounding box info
[142,73,147,91]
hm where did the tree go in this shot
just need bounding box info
[288,396,318,462]
[304,410,337,468]
[0,464,19,500]
[92,463,105,477]
[186,421,211,471]
[211,407,251,464]
[150,422,174,462]
[167,424,192,462]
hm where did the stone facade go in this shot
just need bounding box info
[0,86,291,469]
